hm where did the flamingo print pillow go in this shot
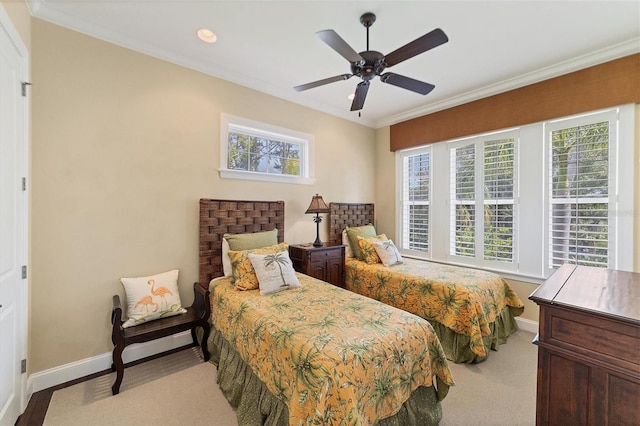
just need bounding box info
[248,251,300,295]
[120,269,187,328]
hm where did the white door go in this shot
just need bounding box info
[0,5,28,426]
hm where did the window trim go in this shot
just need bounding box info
[446,130,520,272]
[543,106,634,274]
[219,113,315,185]
[397,145,433,258]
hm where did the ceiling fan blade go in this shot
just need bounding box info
[294,74,353,92]
[316,30,364,64]
[384,28,448,67]
[350,81,370,111]
[380,73,435,95]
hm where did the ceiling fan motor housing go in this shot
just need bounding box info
[351,51,385,81]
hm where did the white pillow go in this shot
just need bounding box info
[120,269,187,328]
[222,238,232,277]
[372,240,404,267]
[248,251,301,295]
[342,229,354,258]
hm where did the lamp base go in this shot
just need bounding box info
[312,213,323,247]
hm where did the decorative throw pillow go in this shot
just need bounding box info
[372,239,404,267]
[342,229,354,258]
[248,250,301,295]
[224,229,278,251]
[120,269,187,328]
[222,238,232,277]
[346,224,377,260]
[228,242,289,291]
[357,234,388,264]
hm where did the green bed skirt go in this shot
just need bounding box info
[430,305,524,363]
[205,325,446,426]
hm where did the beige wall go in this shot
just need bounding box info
[30,18,375,373]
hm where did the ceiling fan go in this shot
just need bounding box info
[294,12,449,112]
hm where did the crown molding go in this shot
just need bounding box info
[375,38,640,129]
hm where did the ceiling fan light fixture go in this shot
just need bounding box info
[196,28,217,43]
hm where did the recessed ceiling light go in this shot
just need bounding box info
[197,28,217,43]
[348,94,355,100]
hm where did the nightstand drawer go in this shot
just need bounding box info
[309,249,343,262]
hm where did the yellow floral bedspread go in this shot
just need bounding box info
[209,273,454,426]
[345,258,524,359]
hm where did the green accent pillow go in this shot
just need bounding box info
[346,224,377,260]
[224,228,278,251]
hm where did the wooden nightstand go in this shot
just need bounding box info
[289,244,345,287]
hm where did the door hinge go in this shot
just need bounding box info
[22,265,27,279]
[21,81,32,97]
[22,177,26,191]
[21,359,27,374]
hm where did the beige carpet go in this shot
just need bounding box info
[440,330,537,426]
[44,331,537,426]
[43,347,237,426]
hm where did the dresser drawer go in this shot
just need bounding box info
[541,304,640,374]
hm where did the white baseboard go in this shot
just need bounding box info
[27,331,193,395]
[516,317,538,334]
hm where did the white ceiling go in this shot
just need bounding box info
[27,0,640,128]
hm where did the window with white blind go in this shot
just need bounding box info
[449,133,517,268]
[396,104,634,280]
[450,143,476,257]
[400,147,431,255]
[547,111,614,269]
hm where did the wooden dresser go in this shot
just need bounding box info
[529,264,640,425]
[289,244,345,287]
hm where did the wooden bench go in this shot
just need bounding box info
[110,282,211,395]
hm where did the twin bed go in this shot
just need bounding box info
[198,199,453,426]
[197,198,523,425]
[328,202,524,364]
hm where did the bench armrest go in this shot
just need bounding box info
[111,295,125,346]
[192,282,211,320]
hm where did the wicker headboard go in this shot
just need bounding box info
[328,202,375,246]
[199,199,285,287]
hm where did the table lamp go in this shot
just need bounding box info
[305,194,331,247]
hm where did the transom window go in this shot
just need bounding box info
[220,113,315,185]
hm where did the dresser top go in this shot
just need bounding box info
[530,264,640,325]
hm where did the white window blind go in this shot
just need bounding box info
[401,149,431,253]
[483,139,515,262]
[548,118,611,269]
[448,133,517,267]
[450,143,476,257]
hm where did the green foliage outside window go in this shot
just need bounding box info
[228,132,301,176]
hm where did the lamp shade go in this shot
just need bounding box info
[305,194,330,214]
